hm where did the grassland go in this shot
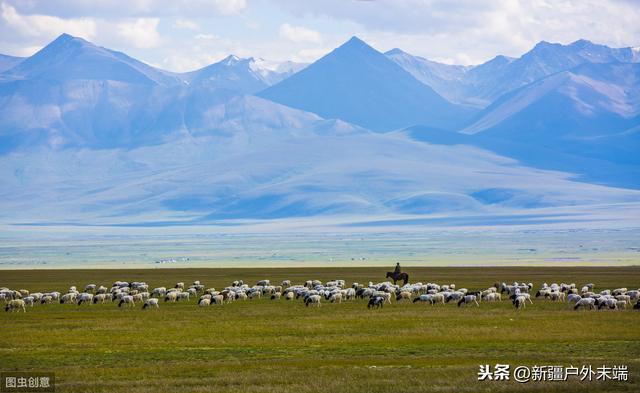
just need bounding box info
[1,266,639,393]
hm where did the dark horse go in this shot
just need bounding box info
[386,271,409,286]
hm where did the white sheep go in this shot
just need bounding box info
[143,298,159,309]
[549,292,566,302]
[211,295,224,305]
[574,298,596,310]
[483,293,501,302]
[396,291,412,301]
[60,292,77,304]
[118,295,135,308]
[77,293,94,305]
[164,292,178,302]
[513,295,527,309]
[152,287,167,297]
[329,292,342,303]
[5,299,26,312]
[92,294,109,304]
[305,294,321,307]
[458,295,479,307]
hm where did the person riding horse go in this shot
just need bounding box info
[386,263,409,285]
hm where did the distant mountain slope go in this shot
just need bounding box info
[2,128,638,224]
[184,55,302,94]
[462,62,640,137]
[0,53,24,73]
[389,39,640,108]
[404,62,640,188]
[384,48,473,106]
[4,34,182,86]
[0,35,315,152]
[259,36,474,132]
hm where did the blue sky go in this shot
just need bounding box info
[1,0,639,72]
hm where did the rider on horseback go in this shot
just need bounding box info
[394,262,401,275]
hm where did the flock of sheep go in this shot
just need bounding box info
[2,278,640,312]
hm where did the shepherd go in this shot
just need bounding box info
[386,262,409,285]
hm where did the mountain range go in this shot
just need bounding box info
[0,34,638,225]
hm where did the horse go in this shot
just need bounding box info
[386,271,409,286]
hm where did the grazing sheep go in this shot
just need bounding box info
[40,295,54,304]
[152,287,167,297]
[256,280,270,286]
[598,298,618,310]
[211,295,224,305]
[60,293,77,304]
[549,292,566,302]
[458,295,479,307]
[510,293,533,304]
[329,292,342,303]
[567,294,582,303]
[367,296,385,309]
[248,290,261,300]
[77,293,94,305]
[612,288,627,296]
[143,298,159,309]
[413,294,436,304]
[118,295,135,308]
[625,290,639,301]
[5,299,26,312]
[177,292,190,301]
[304,295,321,307]
[198,298,211,307]
[615,295,631,305]
[396,291,412,301]
[281,280,291,287]
[164,292,178,302]
[616,300,627,310]
[574,298,596,310]
[284,292,294,301]
[92,294,109,304]
[483,293,501,302]
[270,292,282,300]
[23,296,35,307]
[84,284,96,293]
[513,295,527,309]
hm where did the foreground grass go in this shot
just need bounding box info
[1,266,639,393]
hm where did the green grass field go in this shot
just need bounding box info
[1,266,639,392]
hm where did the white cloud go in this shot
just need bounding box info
[292,47,331,63]
[211,0,247,15]
[116,18,161,49]
[274,0,640,64]
[279,23,322,44]
[173,18,199,31]
[195,33,218,41]
[8,0,248,18]
[1,2,96,40]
